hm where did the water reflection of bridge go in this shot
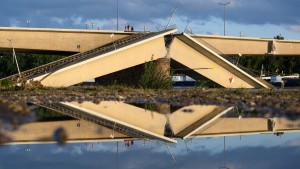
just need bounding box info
[5,102,300,145]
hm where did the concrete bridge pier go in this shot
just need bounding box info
[154,57,171,77]
[95,57,171,87]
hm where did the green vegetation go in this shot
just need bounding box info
[34,106,74,121]
[0,52,64,78]
[230,55,300,75]
[195,80,209,88]
[274,34,284,40]
[139,59,173,89]
[0,79,15,90]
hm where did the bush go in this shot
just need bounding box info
[139,59,173,89]
[0,79,15,90]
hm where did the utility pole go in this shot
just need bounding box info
[219,2,231,36]
[117,0,119,30]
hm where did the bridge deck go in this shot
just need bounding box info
[171,33,270,88]
[3,29,176,87]
[0,27,134,53]
[1,29,273,89]
[192,34,300,55]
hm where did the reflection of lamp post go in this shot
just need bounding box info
[219,136,230,169]
[26,145,31,152]
[116,141,119,169]
[219,2,231,36]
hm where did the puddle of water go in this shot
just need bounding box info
[0,101,300,168]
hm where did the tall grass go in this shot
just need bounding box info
[139,59,173,89]
[0,79,15,90]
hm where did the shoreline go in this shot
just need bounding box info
[0,86,299,114]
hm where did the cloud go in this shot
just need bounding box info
[51,17,66,25]
[0,140,300,169]
[285,139,300,146]
[9,18,21,27]
[51,147,67,154]
[0,0,298,29]
[288,25,300,32]
[0,0,299,39]
[71,16,83,26]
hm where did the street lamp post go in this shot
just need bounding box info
[26,20,31,27]
[219,2,230,36]
[7,39,22,78]
[117,0,119,30]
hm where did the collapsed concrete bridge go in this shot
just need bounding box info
[2,27,298,88]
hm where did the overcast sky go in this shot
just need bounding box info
[1,0,300,39]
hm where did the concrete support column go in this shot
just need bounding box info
[268,40,277,54]
[154,57,171,77]
[95,57,170,87]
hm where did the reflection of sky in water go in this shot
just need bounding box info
[0,133,299,169]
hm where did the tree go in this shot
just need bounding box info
[0,52,64,78]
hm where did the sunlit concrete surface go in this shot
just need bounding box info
[171,34,269,88]
[169,106,233,139]
[1,27,299,55]
[192,117,300,138]
[5,119,130,144]
[31,29,175,87]
[60,101,177,143]
[0,27,134,53]
[0,28,283,89]
[6,102,232,144]
[192,34,300,55]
